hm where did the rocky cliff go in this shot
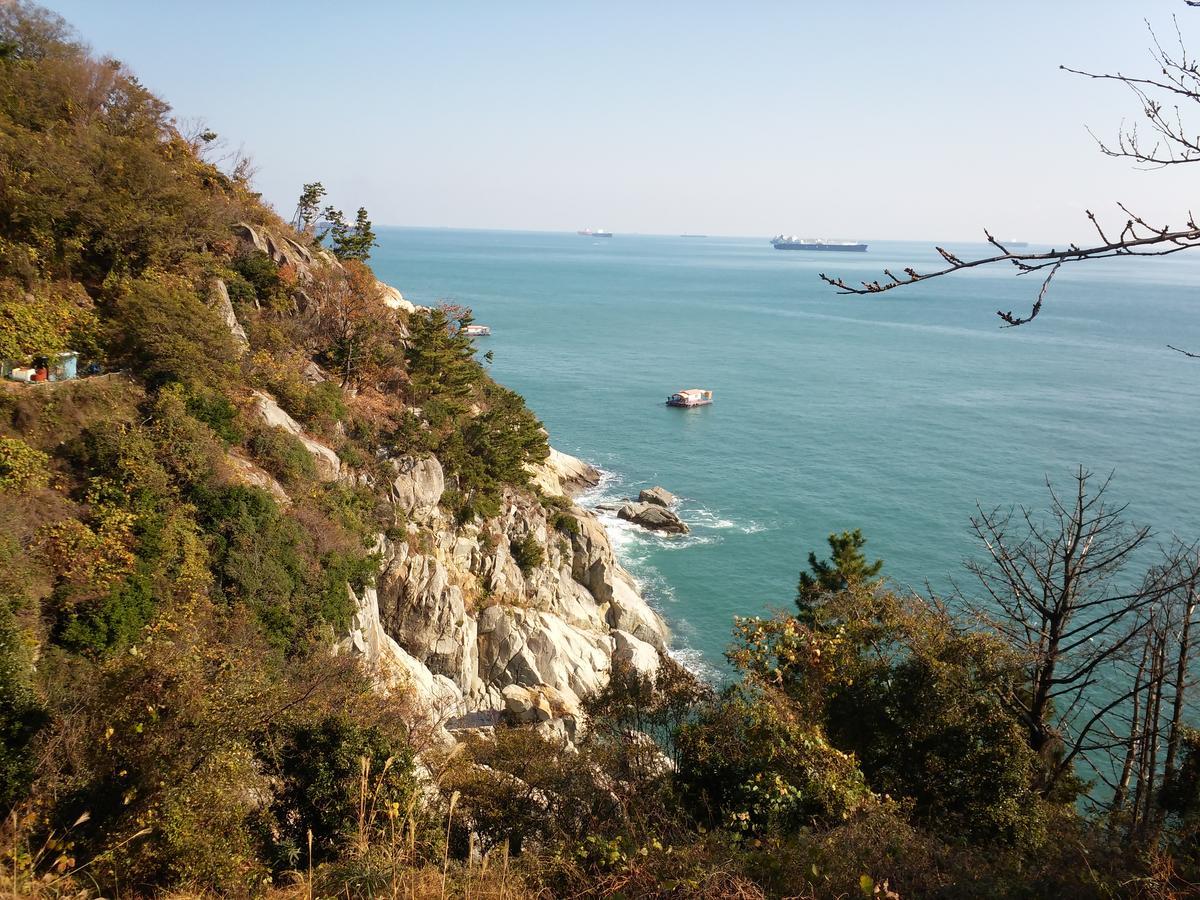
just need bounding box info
[340,448,669,741]
[224,222,670,741]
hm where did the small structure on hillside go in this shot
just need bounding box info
[3,351,78,383]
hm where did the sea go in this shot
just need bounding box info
[370,228,1200,676]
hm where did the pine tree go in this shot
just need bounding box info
[292,181,325,233]
[796,529,883,622]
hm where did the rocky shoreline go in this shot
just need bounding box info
[337,445,670,743]
[222,222,674,745]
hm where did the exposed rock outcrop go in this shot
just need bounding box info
[390,456,445,520]
[249,390,342,482]
[618,502,689,534]
[638,486,676,508]
[351,444,669,738]
[527,446,601,498]
[377,280,416,313]
[208,279,249,353]
[223,450,290,506]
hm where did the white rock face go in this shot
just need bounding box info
[249,390,341,482]
[390,456,445,520]
[224,451,290,506]
[527,446,601,498]
[611,629,661,682]
[477,605,611,704]
[377,280,416,313]
[361,468,670,739]
[209,279,249,353]
[338,582,462,739]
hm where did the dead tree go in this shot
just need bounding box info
[821,8,1200,354]
[964,467,1178,796]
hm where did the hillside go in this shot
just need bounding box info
[3,4,1199,899]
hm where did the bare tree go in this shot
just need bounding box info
[964,467,1175,796]
[821,7,1200,352]
[1104,543,1200,840]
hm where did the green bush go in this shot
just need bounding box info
[230,251,280,304]
[267,715,416,867]
[0,436,50,491]
[109,275,240,391]
[55,572,156,655]
[247,424,317,483]
[510,533,545,575]
[551,510,579,536]
[0,603,47,813]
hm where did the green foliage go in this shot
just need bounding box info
[267,714,416,866]
[797,529,883,622]
[677,683,873,834]
[509,532,545,575]
[55,572,156,655]
[294,181,326,233]
[0,436,50,491]
[0,603,47,812]
[247,424,317,483]
[195,485,356,650]
[404,306,482,415]
[321,205,377,261]
[230,250,283,307]
[551,509,580,536]
[0,277,97,360]
[0,4,240,287]
[109,275,240,391]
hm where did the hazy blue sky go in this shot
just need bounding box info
[45,1,1200,240]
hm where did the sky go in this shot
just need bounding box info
[42,1,1200,241]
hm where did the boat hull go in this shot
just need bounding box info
[666,398,713,407]
[772,241,867,252]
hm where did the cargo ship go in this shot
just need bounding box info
[771,236,867,252]
[578,227,613,238]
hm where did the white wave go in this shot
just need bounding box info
[669,644,723,683]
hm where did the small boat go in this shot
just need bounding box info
[463,324,491,337]
[666,388,713,407]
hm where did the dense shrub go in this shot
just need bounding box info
[0,436,50,491]
[266,715,417,867]
[509,533,545,575]
[108,275,240,390]
[0,604,46,813]
[247,423,317,483]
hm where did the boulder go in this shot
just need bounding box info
[638,486,676,508]
[338,583,462,735]
[526,446,601,498]
[377,543,480,693]
[224,451,291,506]
[249,390,341,482]
[377,280,416,313]
[300,360,327,384]
[611,630,661,682]
[617,502,689,534]
[208,279,249,353]
[501,684,577,724]
[390,455,445,519]
[477,605,610,702]
[608,572,670,651]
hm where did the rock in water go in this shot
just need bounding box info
[617,502,689,534]
[638,486,676,507]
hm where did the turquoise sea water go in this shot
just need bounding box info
[371,228,1200,673]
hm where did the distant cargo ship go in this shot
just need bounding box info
[578,228,613,238]
[680,234,708,238]
[771,236,867,252]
